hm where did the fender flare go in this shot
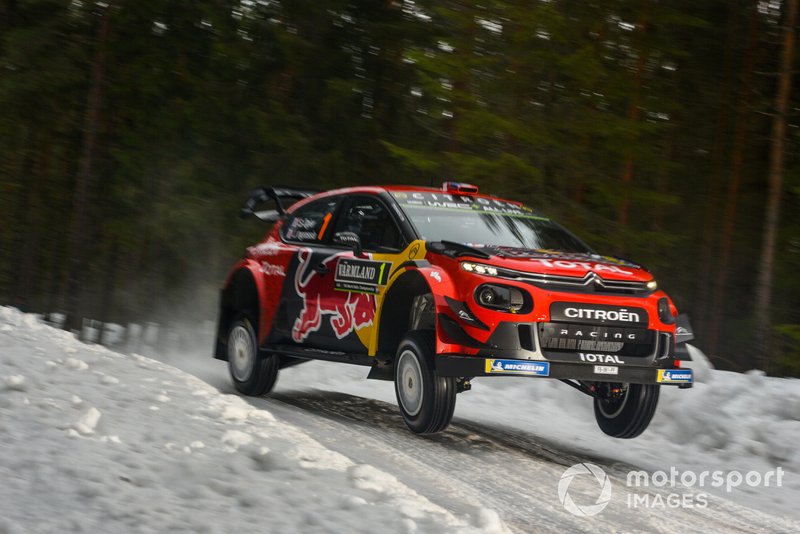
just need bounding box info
[214,260,271,359]
[373,262,455,359]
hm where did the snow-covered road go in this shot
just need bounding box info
[258,391,795,533]
[2,307,799,533]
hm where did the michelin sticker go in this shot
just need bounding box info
[486,359,550,376]
[657,369,693,384]
[335,257,391,294]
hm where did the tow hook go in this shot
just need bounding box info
[457,378,472,393]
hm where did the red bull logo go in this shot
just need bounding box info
[292,249,376,342]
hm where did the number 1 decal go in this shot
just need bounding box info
[317,212,332,240]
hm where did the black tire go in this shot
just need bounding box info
[394,331,457,435]
[227,312,278,396]
[593,383,660,439]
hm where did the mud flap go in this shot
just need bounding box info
[366,361,394,381]
[674,314,695,361]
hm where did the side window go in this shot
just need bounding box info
[281,197,338,244]
[334,196,404,252]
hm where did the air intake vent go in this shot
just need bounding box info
[538,322,656,358]
[518,324,535,352]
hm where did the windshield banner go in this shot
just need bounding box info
[391,191,545,218]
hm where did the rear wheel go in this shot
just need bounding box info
[227,313,278,396]
[394,331,457,434]
[593,382,659,439]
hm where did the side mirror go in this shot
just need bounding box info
[334,231,365,258]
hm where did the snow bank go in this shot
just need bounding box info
[0,307,502,533]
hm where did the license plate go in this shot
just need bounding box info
[594,365,618,375]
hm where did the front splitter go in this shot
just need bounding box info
[435,354,692,387]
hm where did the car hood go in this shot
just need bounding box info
[468,245,652,281]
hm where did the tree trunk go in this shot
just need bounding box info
[16,138,52,311]
[754,0,798,370]
[707,4,760,357]
[695,5,740,336]
[7,127,33,309]
[65,5,111,332]
[2,0,18,29]
[617,19,649,254]
[97,238,119,345]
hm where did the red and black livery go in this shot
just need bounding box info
[215,183,694,438]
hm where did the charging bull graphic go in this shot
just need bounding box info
[292,248,377,342]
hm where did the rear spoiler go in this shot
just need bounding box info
[239,186,317,222]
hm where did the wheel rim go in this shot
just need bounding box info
[229,324,255,382]
[397,349,424,417]
[597,385,630,419]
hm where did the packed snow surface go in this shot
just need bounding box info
[0,308,499,533]
[2,306,799,533]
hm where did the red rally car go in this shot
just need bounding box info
[214,182,694,438]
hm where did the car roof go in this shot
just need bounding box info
[293,184,523,209]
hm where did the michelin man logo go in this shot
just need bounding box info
[491,360,504,372]
[558,463,612,517]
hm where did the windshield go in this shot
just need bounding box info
[391,191,592,253]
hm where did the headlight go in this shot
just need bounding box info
[461,261,498,276]
[646,279,658,291]
[474,283,527,313]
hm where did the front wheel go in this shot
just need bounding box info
[227,313,279,396]
[593,382,660,439]
[394,331,457,435]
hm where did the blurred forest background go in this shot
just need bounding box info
[1,0,799,375]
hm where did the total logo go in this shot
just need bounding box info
[260,261,286,277]
[534,259,632,275]
[558,463,612,517]
[580,353,625,364]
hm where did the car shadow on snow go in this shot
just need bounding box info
[257,389,619,472]
[184,361,636,479]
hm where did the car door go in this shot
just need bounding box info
[272,195,343,347]
[322,194,407,353]
[276,193,406,354]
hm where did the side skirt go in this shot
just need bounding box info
[263,344,375,367]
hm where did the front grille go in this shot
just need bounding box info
[494,268,652,296]
[541,338,625,352]
[538,322,656,357]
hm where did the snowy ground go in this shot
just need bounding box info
[0,308,502,533]
[2,306,800,533]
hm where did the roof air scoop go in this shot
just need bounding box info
[442,182,479,195]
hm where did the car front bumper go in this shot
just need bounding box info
[435,354,693,387]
